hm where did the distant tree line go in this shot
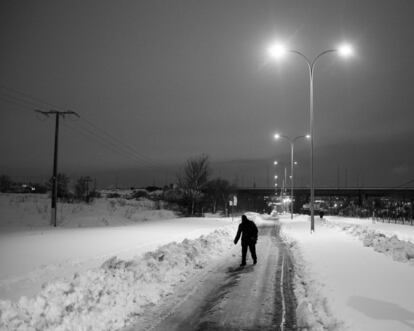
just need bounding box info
[0,173,100,203]
[168,154,237,216]
[0,154,238,215]
[0,175,48,194]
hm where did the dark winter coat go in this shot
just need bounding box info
[234,218,258,245]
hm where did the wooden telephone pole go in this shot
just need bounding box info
[35,110,80,227]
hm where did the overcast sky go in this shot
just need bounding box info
[1,0,413,188]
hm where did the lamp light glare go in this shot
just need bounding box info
[267,44,287,60]
[338,44,353,57]
[274,133,280,139]
[306,134,311,139]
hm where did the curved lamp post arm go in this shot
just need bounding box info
[292,135,309,143]
[312,49,337,67]
[279,135,293,143]
[289,50,312,71]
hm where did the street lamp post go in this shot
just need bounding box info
[267,43,353,232]
[274,133,310,219]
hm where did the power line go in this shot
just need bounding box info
[62,120,156,167]
[0,94,41,109]
[63,118,160,167]
[80,117,162,168]
[397,178,414,188]
[0,95,41,112]
[0,85,63,110]
[0,84,162,168]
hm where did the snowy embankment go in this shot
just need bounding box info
[280,215,414,331]
[0,193,236,330]
[0,228,234,331]
[321,216,414,264]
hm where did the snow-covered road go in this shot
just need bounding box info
[124,223,296,331]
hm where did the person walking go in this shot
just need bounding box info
[234,215,258,267]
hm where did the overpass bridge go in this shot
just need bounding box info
[235,187,414,213]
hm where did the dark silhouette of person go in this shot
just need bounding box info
[234,215,258,266]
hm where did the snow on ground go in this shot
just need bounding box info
[322,216,414,263]
[0,193,172,230]
[6,193,414,331]
[280,214,414,331]
[0,193,238,330]
[0,228,235,331]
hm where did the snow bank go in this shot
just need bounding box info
[0,227,234,331]
[321,218,414,265]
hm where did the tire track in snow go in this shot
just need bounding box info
[274,223,297,331]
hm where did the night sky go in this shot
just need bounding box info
[1,0,413,188]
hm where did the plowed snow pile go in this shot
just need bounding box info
[0,228,234,330]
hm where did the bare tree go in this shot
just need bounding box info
[0,175,12,192]
[203,178,235,214]
[177,155,210,215]
[75,176,93,202]
[47,173,70,200]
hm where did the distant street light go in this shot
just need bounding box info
[274,133,310,219]
[273,160,290,213]
[268,42,354,232]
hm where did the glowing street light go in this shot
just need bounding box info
[338,44,354,57]
[267,43,288,60]
[268,42,354,232]
[274,133,310,219]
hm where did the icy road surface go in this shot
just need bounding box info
[123,223,296,331]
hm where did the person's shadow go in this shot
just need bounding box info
[348,296,414,329]
[226,265,254,274]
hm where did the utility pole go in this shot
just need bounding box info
[35,110,79,227]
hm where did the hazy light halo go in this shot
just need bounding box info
[267,43,288,60]
[337,43,354,57]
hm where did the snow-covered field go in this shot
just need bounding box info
[0,194,237,330]
[280,214,414,331]
[2,193,414,331]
